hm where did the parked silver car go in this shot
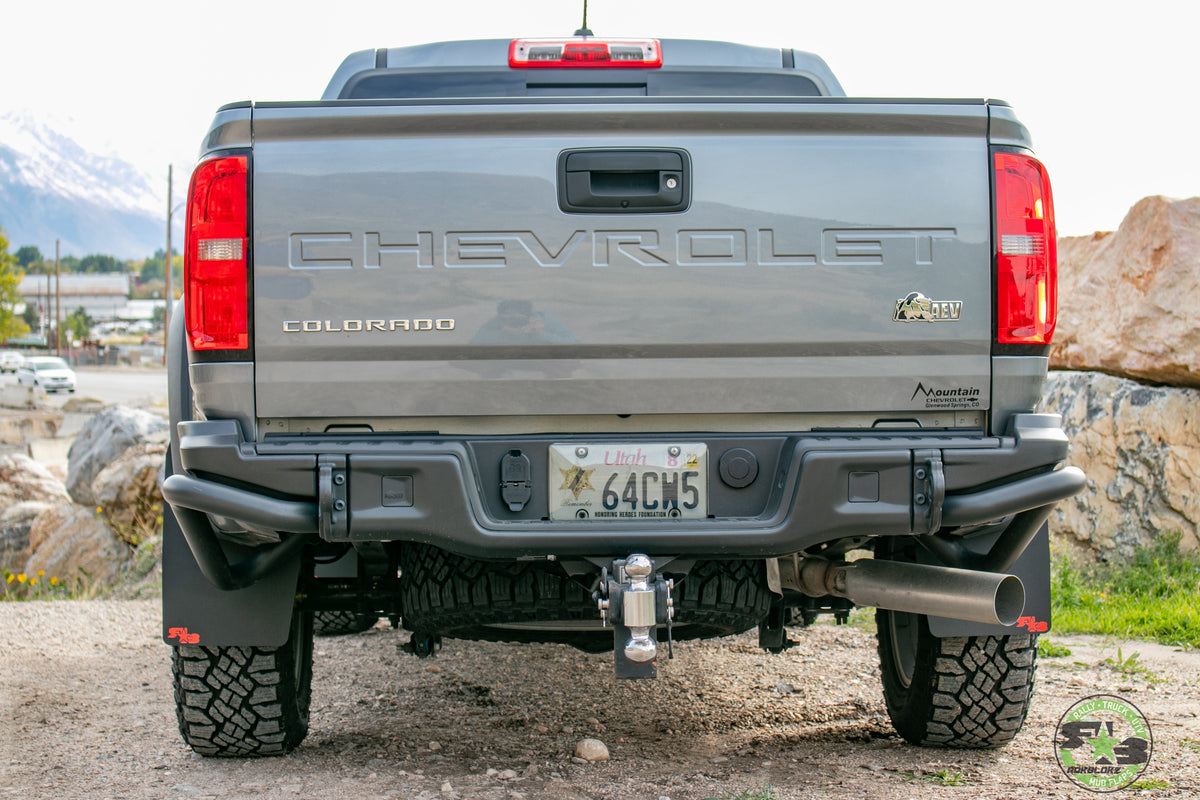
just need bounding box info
[0,350,24,373]
[16,356,76,393]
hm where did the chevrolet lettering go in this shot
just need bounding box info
[287,228,959,270]
[164,32,1082,762]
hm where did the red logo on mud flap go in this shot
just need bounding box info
[168,627,200,644]
[1016,615,1048,633]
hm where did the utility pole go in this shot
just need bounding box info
[54,240,61,357]
[164,165,173,364]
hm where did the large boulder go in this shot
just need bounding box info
[92,441,168,545]
[0,409,61,445]
[1051,196,1200,388]
[0,501,52,571]
[25,503,129,591]
[65,406,168,507]
[1042,370,1200,559]
[0,453,71,511]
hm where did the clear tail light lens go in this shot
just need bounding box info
[994,152,1057,345]
[185,155,249,351]
[509,39,662,68]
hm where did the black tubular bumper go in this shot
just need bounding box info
[163,414,1085,580]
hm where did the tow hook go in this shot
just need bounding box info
[594,554,674,679]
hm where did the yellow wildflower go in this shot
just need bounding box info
[29,578,37,586]
[5,574,12,584]
[96,506,103,515]
[17,573,27,584]
[50,576,59,587]
[37,570,45,577]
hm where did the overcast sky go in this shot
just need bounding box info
[4,0,1196,236]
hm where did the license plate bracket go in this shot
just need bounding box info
[548,443,708,521]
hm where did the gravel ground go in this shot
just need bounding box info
[2,600,1197,800]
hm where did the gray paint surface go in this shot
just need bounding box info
[249,100,995,420]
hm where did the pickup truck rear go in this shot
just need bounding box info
[161,35,1084,757]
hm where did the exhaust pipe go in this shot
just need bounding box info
[795,557,1025,627]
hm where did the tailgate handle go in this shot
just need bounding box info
[558,149,690,213]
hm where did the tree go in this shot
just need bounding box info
[15,245,43,271]
[80,253,121,273]
[0,224,29,342]
[65,306,93,342]
[21,302,39,332]
[140,247,181,286]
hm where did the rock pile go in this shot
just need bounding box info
[1053,196,1200,387]
[1047,195,1200,559]
[0,406,167,592]
[1042,372,1200,558]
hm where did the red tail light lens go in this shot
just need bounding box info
[509,39,662,68]
[186,155,249,351]
[994,152,1056,345]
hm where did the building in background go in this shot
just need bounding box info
[17,273,141,325]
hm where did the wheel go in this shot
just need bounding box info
[398,543,771,652]
[313,609,377,636]
[876,608,1038,748]
[172,608,314,757]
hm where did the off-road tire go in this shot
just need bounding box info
[172,611,314,757]
[398,543,770,651]
[876,608,1037,748]
[313,610,377,637]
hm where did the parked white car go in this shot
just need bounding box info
[16,356,76,393]
[0,351,24,373]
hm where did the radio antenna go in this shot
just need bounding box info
[574,0,593,36]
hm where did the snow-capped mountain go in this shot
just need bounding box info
[0,112,182,260]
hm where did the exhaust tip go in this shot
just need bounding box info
[994,575,1026,628]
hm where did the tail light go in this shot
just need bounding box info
[994,152,1056,345]
[509,38,662,68]
[185,155,249,351]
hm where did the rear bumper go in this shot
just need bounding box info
[164,413,1084,563]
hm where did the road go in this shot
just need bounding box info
[2,601,1198,800]
[2,366,167,409]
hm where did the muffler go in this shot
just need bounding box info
[793,557,1025,627]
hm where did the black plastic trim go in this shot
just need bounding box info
[165,414,1081,564]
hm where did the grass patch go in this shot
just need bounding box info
[1037,639,1072,658]
[1051,533,1200,648]
[1128,777,1171,790]
[1103,647,1164,683]
[1,567,94,601]
[900,768,968,786]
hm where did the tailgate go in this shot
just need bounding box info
[251,101,993,420]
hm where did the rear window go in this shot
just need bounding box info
[341,69,822,99]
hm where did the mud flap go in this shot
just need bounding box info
[161,497,302,647]
[924,524,1051,637]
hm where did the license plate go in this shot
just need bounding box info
[548,443,708,521]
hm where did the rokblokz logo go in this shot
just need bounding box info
[1055,694,1152,791]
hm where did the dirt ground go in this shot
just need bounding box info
[1,600,1197,800]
